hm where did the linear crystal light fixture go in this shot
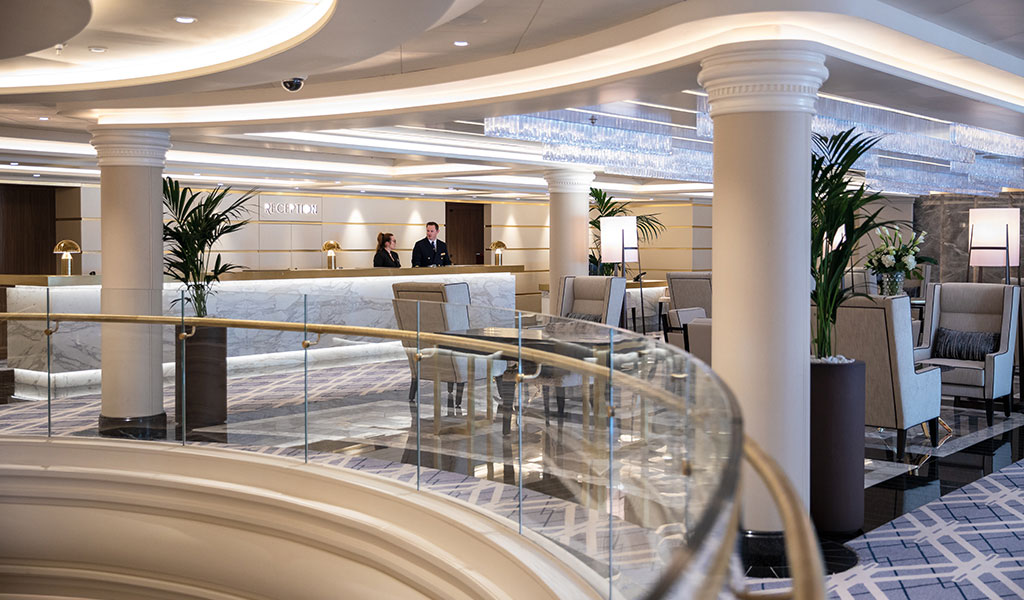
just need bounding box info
[485,93,1024,195]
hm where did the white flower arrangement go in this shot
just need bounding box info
[865,226,930,276]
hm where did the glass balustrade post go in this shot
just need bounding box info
[607,328,615,597]
[516,310,523,535]
[415,300,421,491]
[303,294,309,464]
[180,289,186,445]
[45,288,51,437]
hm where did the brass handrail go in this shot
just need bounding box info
[1,311,824,595]
[644,436,824,600]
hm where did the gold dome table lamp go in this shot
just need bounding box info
[489,240,506,266]
[322,240,341,269]
[53,240,81,276]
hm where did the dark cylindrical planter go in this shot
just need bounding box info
[175,325,227,434]
[810,360,866,535]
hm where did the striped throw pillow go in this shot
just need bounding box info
[933,327,1000,362]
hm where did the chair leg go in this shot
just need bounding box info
[1005,394,1012,418]
[556,386,566,417]
[896,429,907,461]
[542,385,551,420]
[447,382,455,406]
[986,398,994,427]
[928,417,938,447]
[408,376,417,402]
[455,382,465,408]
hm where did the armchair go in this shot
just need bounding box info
[661,272,711,349]
[834,295,941,460]
[557,275,627,325]
[392,282,506,408]
[916,283,1020,426]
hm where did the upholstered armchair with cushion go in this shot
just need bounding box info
[557,275,627,325]
[843,267,878,294]
[686,318,712,365]
[392,282,506,406]
[662,272,712,348]
[916,282,1019,426]
[835,295,941,460]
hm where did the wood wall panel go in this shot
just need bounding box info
[0,184,56,274]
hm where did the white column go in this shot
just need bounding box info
[90,128,172,437]
[698,42,827,532]
[544,168,594,311]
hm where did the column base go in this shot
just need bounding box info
[740,529,859,578]
[98,412,167,440]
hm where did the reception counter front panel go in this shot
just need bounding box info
[5,266,519,374]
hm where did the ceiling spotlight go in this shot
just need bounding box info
[10,162,18,166]
[453,41,469,47]
[175,15,198,24]
[88,46,107,53]
[193,172,200,176]
[32,174,40,177]
[38,117,49,121]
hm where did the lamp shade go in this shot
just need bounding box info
[599,216,638,263]
[53,239,81,254]
[969,208,1020,267]
[321,240,341,252]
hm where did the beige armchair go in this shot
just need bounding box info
[392,282,506,407]
[916,283,1020,426]
[835,295,941,460]
[661,272,711,348]
[843,267,878,294]
[557,275,627,326]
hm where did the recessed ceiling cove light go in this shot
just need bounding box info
[88,46,107,53]
[175,16,197,24]
[38,117,49,121]
[32,174,40,177]
[453,41,469,47]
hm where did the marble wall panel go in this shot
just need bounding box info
[6,273,515,373]
[914,193,1024,283]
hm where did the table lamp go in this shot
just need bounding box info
[321,240,341,270]
[53,239,81,276]
[968,208,1020,282]
[489,240,506,266]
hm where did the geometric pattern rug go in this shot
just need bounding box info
[751,459,1024,598]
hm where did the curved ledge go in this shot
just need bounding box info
[0,437,607,600]
[62,0,1024,128]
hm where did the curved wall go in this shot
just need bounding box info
[0,437,606,600]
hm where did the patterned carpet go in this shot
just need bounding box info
[826,460,1024,599]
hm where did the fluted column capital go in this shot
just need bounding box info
[89,128,171,168]
[543,168,595,194]
[697,41,828,118]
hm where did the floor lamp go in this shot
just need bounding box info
[599,216,645,332]
[968,207,1022,409]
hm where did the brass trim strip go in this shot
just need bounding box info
[485,224,550,228]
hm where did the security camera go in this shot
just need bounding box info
[281,77,305,92]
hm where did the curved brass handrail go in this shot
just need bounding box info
[1,311,824,595]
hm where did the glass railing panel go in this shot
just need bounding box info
[39,285,106,438]
[1,285,69,436]
[171,289,305,449]
[291,292,422,483]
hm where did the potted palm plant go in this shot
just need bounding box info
[809,128,892,534]
[588,187,665,275]
[163,177,256,435]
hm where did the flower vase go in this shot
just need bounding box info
[880,271,905,296]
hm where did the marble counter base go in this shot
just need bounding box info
[12,340,407,401]
[7,272,513,374]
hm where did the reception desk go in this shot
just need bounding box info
[3,266,522,377]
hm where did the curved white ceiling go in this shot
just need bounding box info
[0,0,336,93]
[67,1,1024,131]
[0,0,91,60]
